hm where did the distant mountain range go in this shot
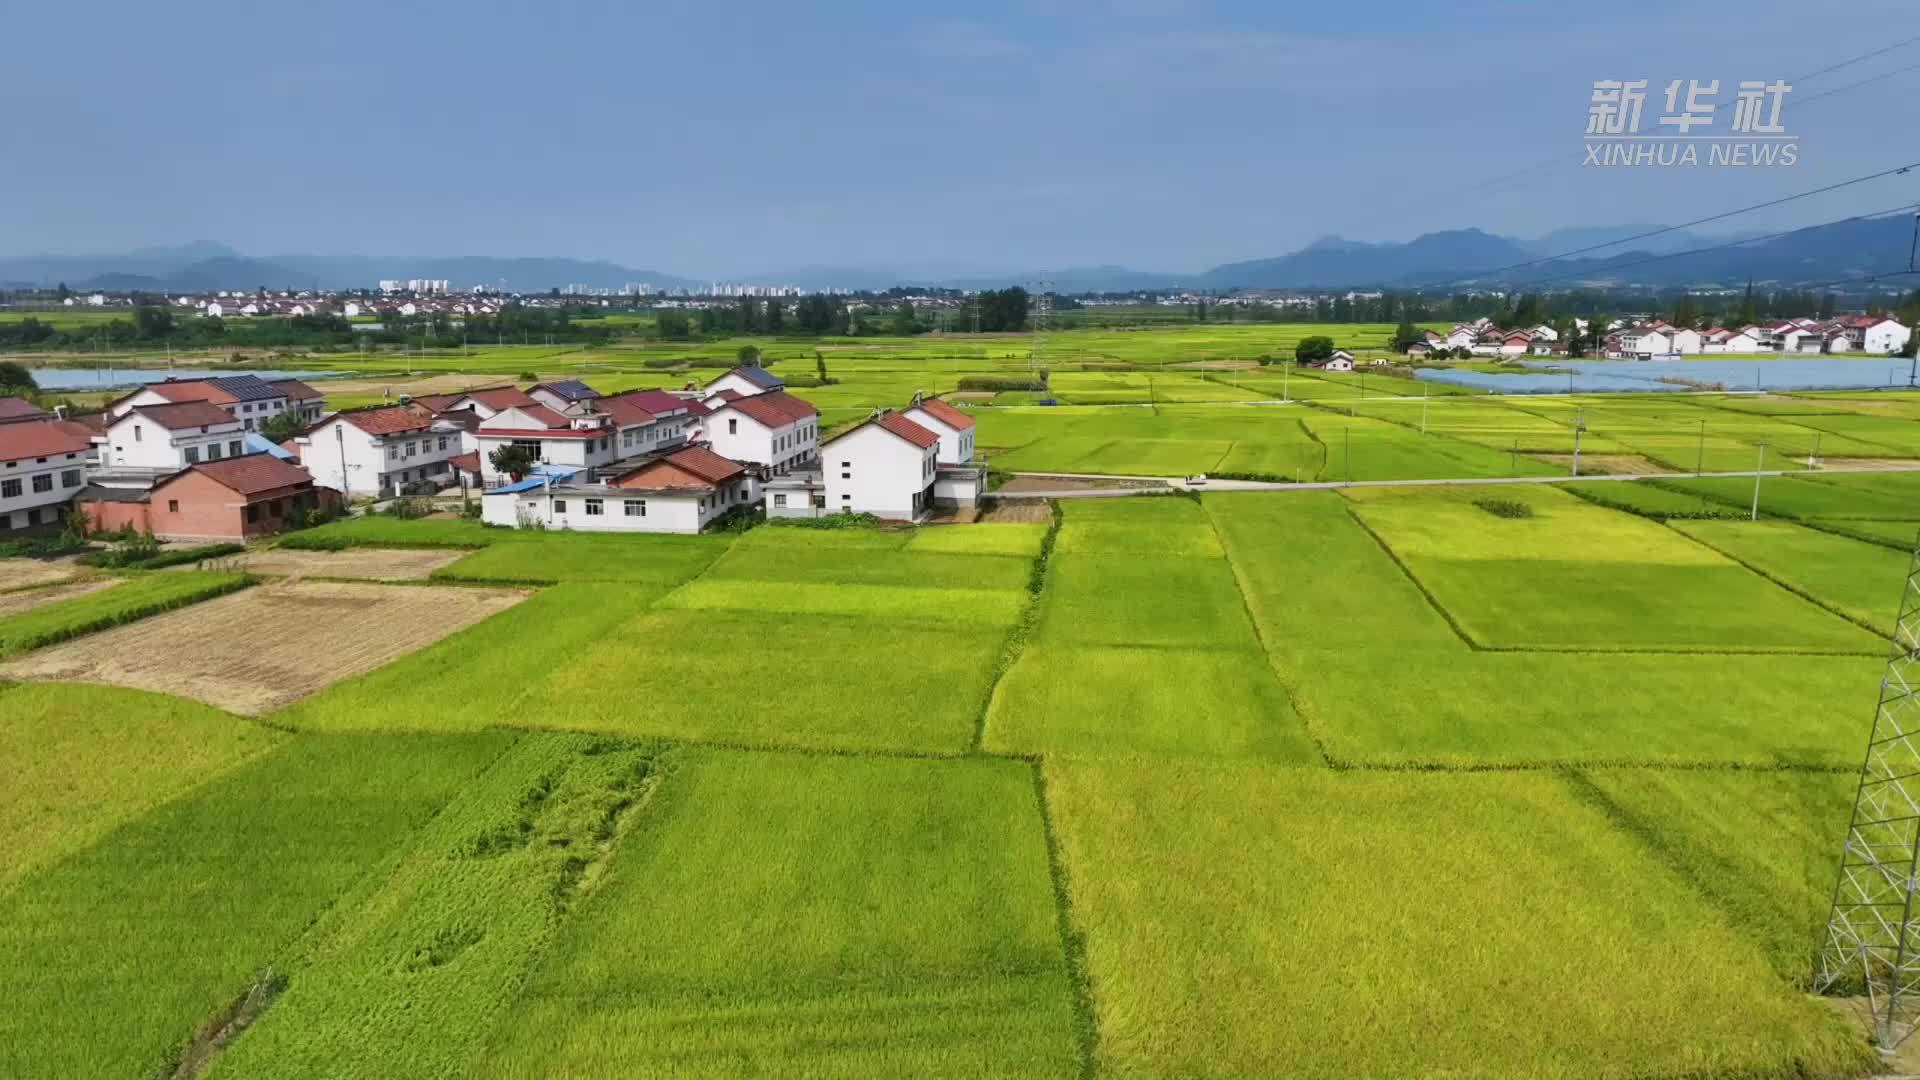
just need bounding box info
[0,243,701,294]
[3,216,1912,295]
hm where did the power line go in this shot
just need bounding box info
[1422,160,1920,289]
[1796,59,1920,107]
[1791,30,1920,84]
[1485,202,1920,290]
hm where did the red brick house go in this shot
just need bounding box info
[81,453,340,541]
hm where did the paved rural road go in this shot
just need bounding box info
[996,463,1920,499]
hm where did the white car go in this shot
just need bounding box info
[1185,474,1209,486]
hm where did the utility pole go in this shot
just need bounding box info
[1751,442,1767,520]
[1421,383,1430,435]
[1283,360,1290,403]
[1696,419,1706,476]
[1571,410,1586,477]
[1810,432,1823,470]
[1344,427,1352,486]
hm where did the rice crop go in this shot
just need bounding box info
[436,530,731,584]
[0,570,252,658]
[279,517,503,549]
[0,731,514,1078]
[475,749,1083,1078]
[1668,519,1910,635]
[0,682,283,891]
[1044,759,1873,1078]
[210,734,669,1079]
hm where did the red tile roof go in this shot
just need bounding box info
[599,395,658,428]
[462,386,538,410]
[909,397,975,431]
[868,411,939,449]
[0,397,49,423]
[0,419,94,462]
[615,389,693,415]
[269,378,324,400]
[707,388,744,402]
[164,453,314,497]
[721,390,818,428]
[449,451,480,472]
[127,401,240,431]
[611,446,745,492]
[141,379,234,405]
[336,405,432,436]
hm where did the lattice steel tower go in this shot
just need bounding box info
[1819,531,1920,1053]
[1030,276,1052,386]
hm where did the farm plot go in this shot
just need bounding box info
[1298,410,1558,481]
[1343,484,1882,653]
[191,546,467,581]
[0,683,283,892]
[0,581,526,714]
[1572,768,1854,983]
[210,734,670,1080]
[1667,520,1910,635]
[0,576,116,616]
[1208,491,1881,766]
[475,749,1083,1079]
[987,498,1317,761]
[436,531,731,585]
[1044,760,1871,1079]
[0,571,251,659]
[981,404,1320,478]
[0,731,513,1079]
[1655,473,1920,521]
[0,558,84,591]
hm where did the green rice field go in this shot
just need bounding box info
[10,362,1920,1074]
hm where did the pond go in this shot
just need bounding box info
[26,368,349,392]
[1415,357,1920,395]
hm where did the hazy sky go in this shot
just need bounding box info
[3,0,1915,275]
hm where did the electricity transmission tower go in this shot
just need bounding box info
[1030,276,1052,389]
[1819,531,1920,1054]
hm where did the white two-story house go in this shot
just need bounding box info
[703,391,819,475]
[473,404,618,484]
[765,409,938,522]
[108,374,322,432]
[702,365,785,400]
[0,420,93,533]
[100,402,247,472]
[902,394,985,508]
[295,405,465,497]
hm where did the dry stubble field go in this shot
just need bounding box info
[181,547,469,581]
[0,580,526,713]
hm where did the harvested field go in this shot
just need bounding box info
[1533,452,1666,475]
[0,581,526,714]
[177,547,466,581]
[0,578,116,617]
[0,559,83,592]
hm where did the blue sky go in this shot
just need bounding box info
[3,0,1915,275]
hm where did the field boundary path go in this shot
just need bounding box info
[999,462,1920,498]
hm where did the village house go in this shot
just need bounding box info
[701,390,819,475]
[764,409,940,523]
[901,393,986,508]
[99,402,247,473]
[472,403,617,484]
[1319,350,1356,372]
[480,446,753,534]
[527,380,602,412]
[702,365,786,400]
[79,453,338,542]
[0,397,51,425]
[295,405,466,497]
[107,375,324,431]
[0,419,93,533]
[1841,315,1913,354]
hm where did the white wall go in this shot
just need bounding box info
[299,420,461,497]
[102,415,245,470]
[484,488,707,533]
[705,371,781,398]
[823,425,934,521]
[903,407,974,464]
[1867,322,1912,354]
[0,447,88,529]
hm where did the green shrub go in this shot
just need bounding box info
[1473,497,1534,519]
[765,512,884,531]
[957,376,1044,393]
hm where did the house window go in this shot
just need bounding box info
[624,499,645,517]
[585,498,604,516]
[167,499,179,513]
[133,425,142,442]
[208,444,223,461]
[438,436,449,451]
[812,494,826,509]
[0,479,18,498]
[244,419,255,432]
[31,474,51,494]
[728,419,738,435]
[245,504,260,523]
[773,493,787,507]
[185,447,201,464]
[405,441,417,456]
[61,469,80,488]
[388,446,399,461]
[553,499,568,514]
[841,493,851,504]
[229,440,243,457]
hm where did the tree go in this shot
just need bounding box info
[259,410,306,441]
[0,361,36,396]
[1295,335,1336,364]
[133,305,175,340]
[1390,322,1425,353]
[54,282,71,302]
[1671,294,1699,329]
[736,344,762,367]
[655,310,692,340]
[815,351,828,383]
[888,301,919,337]
[489,444,538,480]
[1819,292,1837,320]
[1735,281,1759,327]
[765,298,785,333]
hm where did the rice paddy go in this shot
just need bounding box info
[10,367,1920,1074]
